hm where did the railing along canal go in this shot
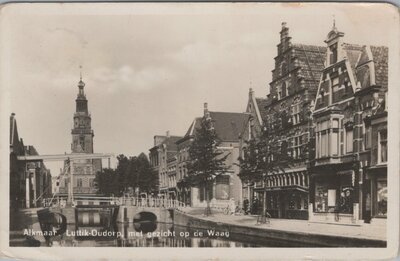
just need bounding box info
[43,196,186,209]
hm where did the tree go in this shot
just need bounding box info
[96,153,159,197]
[185,116,229,216]
[238,109,293,223]
[116,154,130,195]
[135,153,158,194]
[95,168,120,196]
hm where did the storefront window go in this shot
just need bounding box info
[215,175,230,200]
[338,186,353,214]
[314,175,354,213]
[376,180,387,217]
[315,183,328,212]
[296,195,302,210]
[289,193,296,210]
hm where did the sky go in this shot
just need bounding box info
[1,3,397,174]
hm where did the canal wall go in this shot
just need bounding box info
[173,210,386,247]
[116,206,173,224]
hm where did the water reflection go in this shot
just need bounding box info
[37,208,311,247]
[49,221,264,247]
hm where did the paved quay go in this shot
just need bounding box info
[177,207,386,242]
[9,208,46,246]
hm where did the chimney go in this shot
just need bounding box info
[204,102,208,116]
[166,130,170,138]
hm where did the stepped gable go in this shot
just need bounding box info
[292,43,327,92]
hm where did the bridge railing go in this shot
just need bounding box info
[42,196,186,209]
[119,197,186,209]
[42,196,120,208]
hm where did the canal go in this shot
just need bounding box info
[48,221,315,247]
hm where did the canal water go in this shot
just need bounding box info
[33,207,316,247]
[49,221,312,247]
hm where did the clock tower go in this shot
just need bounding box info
[59,74,102,196]
[71,77,94,153]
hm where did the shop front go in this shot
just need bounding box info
[252,186,309,220]
[309,165,362,225]
[266,187,308,220]
[364,165,387,224]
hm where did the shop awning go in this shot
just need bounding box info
[256,185,309,193]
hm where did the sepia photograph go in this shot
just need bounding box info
[0,2,399,260]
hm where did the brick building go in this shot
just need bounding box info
[309,24,388,225]
[176,103,248,208]
[149,132,182,198]
[239,23,326,219]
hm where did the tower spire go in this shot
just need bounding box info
[79,65,83,81]
[332,15,336,29]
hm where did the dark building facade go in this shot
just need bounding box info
[10,113,52,209]
[309,24,388,225]
[239,23,326,219]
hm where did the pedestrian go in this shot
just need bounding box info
[243,198,249,215]
[229,198,236,215]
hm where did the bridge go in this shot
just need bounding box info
[44,196,186,225]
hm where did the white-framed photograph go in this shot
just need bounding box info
[0,2,398,260]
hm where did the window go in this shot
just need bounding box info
[282,82,287,98]
[345,126,353,153]
[215,175,230,200]
[378,130,387,163]
[291,97,301,125]
[331,77,339,102]
[376,180,387,217]
[79,136,85,151]
[331,122,339,156]
[314,175,354,213]
[329,43,338,65]
[316,118,340,158]
[363,121,372,150]
[277,85,282,100]
[290,132,304,160]
[77,178,83,187]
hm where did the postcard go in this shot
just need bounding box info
[0,2,398,260]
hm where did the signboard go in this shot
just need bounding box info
[328,189,336,207]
